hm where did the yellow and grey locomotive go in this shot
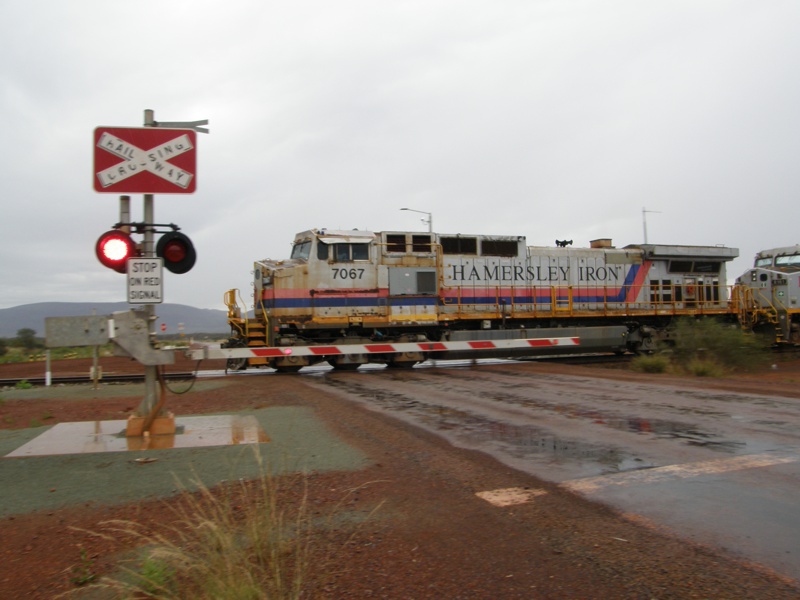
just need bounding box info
[224,228,739,371]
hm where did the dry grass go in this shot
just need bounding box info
[83,458,311,599]
[68,451,388,600]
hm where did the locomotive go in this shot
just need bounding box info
[734,244,800,344]
[223,228,740,371]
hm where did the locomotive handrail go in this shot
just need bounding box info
[750,287,781,319]
[224,288,249,338]
[434,281,739,321]
[731,284,780,332]
[554,286,573,312]
[752,287,784,342]
[224,289,243,322]
[256,301,271,345]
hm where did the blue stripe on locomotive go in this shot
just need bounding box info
[261,296,439,309]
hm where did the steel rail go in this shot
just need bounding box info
[0,372,196,388]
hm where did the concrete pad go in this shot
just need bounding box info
[4,415,271,457]
[0,407,370,517]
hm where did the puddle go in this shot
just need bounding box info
[402,370,742,451]
[4,415,270,457]
[588,414,745,451]
[421,403,667,476]
[322,378,655,475]
[318,375,747,479]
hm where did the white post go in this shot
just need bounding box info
[92,345,100,390]
[642,207,648,244]
[138,109,159,419]
[642,207,661,244]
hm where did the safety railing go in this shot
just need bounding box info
[224,289,248,337]
[437,282,734,320]
[730,284,782,336]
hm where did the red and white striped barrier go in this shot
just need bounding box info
[190,336,580,360]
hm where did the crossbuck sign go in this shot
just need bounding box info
[93,127,197,194]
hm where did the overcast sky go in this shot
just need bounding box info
[2,1,798,313]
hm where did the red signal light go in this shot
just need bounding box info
[156,231,196,274]
[95,230,137,273]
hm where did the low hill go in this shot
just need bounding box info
[0,302,229,338]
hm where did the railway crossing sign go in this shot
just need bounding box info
[93,127,197,194]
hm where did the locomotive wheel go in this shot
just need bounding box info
[331,361,360,371]
[632,336,657,355]
[386,349,424,368]
[387,360,417,369]
[226,357,248,371]
[223,337,248,372]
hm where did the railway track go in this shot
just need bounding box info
[0,372,197,388]
[230,352,635,374]
[0,354,629,387]
[8,346,794,386]
[523,353,633,366]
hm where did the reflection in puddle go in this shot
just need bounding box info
[572,412,745,452]
[335,385,655,475]
[420,405,657,474]
[418,372,743,452]
[4,415,270,457]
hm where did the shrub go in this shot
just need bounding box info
[630,319,770,377]
[670,317,769,373]
[70,548,98,587]
[137,554,176,596]
[14,328,42,353]
[685,358,726,377]
[631,354,670,374]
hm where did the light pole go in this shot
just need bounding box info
[642,207,662,244]
[400,207,433,232]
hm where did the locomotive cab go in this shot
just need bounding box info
[254,229,380,335]
[736,245,800,343]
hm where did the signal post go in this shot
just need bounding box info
[92,109,208,437]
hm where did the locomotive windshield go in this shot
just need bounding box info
[775,253,800,267]
[318,242,369,262]
[290,241,312,260]
[755,257,772,267]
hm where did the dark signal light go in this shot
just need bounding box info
[156,231,196,274]
[95,230,137,273]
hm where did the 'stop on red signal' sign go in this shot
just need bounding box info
[93,127,197,194]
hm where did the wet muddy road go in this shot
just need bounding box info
[301,360,800,583]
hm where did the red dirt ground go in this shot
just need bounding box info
[1,354,799,599]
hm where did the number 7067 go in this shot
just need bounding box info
[332,268,365,280]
